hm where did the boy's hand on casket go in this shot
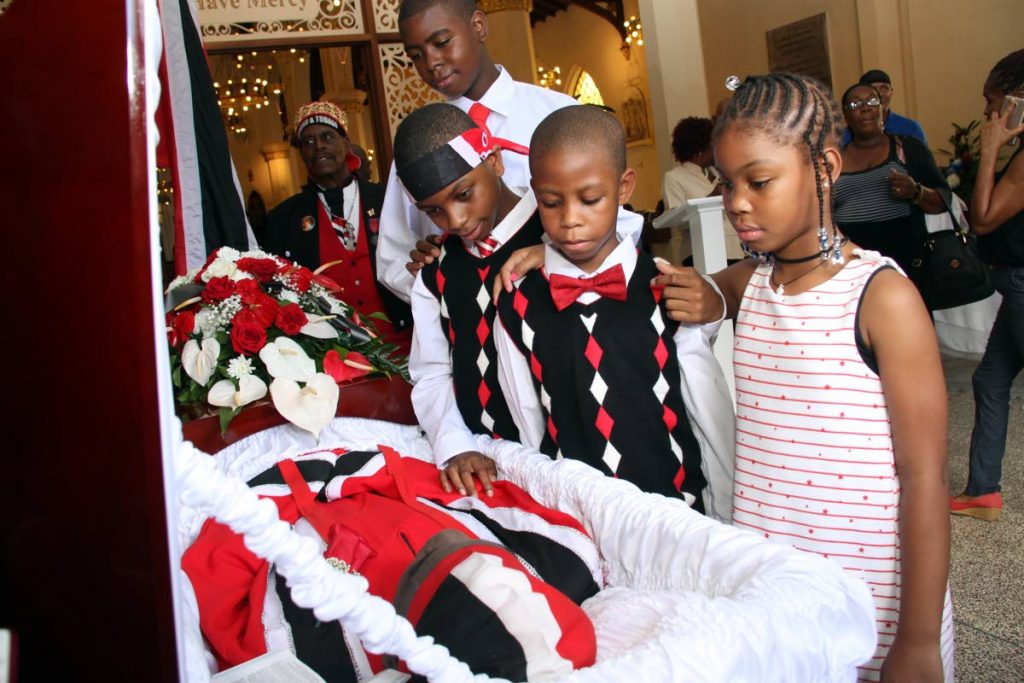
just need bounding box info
[406,234,443,275]
[441,452,497,498]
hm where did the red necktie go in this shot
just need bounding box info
[549,264,629,311]
[468,103,530,156]
[476,236,500,257]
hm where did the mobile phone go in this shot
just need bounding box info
[1003,95,1024,147]
[1004,95,1024,128]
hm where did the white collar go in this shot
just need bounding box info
[544,232,637,283]
[451,66,514,119]
[464,187,534,256]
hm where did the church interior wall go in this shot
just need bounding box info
[695,0,1023,162]
[529,3,663,212]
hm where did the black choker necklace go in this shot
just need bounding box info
[773,237,849,264]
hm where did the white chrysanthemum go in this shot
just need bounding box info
[217,247,241,262]
[230,270,255,282]
[201,258,238,282]
[279,289,300,304]
[226,355,254,379]
[241,249,270,260]
[195,308,220,337]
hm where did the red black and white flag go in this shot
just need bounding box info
[157,0,254,274]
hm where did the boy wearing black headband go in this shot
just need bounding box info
[376,0,642,304]
[493,106,735,521]
[397,103,544,496]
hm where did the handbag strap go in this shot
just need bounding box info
[934,186,968,238]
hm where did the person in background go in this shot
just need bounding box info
[951,48,1024,521]
[263,101,412,352]
[841,69,927,146]
[663,117,719,210]
[833,82,947,277]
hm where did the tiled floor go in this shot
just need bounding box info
[942,356,1024,682]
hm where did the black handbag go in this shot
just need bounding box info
[910,189,995,311]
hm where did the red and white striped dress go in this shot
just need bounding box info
[732,252,954,682]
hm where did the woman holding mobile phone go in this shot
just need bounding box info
[950,49,1024,521]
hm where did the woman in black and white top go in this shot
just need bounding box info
[833,83,947,275]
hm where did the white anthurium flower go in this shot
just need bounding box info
[201,258,237,282]
[259,337,316,382]
[207,375,267,409]
[270,374,339,440]
[300,316,339,339]
[182,338,220,386]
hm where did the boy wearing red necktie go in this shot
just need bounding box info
[396,103,546,497]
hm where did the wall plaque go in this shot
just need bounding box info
[766,13,832,91]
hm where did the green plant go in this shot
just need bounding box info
[939,120,981,204]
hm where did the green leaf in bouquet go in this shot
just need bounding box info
[219,406,242,434]
[367,311,390,321]
[172,365,182,388]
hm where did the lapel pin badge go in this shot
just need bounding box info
[300,215,315,232]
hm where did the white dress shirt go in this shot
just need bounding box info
[377,66,643,302]
[662,161,717,209]
[494,236,736,522]
[409,189,539,467]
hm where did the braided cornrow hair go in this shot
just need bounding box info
[985,49,1024,94]
[713,72,845,263]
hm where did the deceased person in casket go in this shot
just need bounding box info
[169,248,877,682]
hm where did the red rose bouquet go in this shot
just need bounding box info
[166,247,407,438]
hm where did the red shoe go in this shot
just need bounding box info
[950,492,1003,521]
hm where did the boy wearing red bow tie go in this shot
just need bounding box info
[494,106,735,519]
[396,103,545,497]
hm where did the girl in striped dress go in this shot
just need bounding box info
[659,73,954,682]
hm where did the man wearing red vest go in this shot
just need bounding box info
[264,101,412,352]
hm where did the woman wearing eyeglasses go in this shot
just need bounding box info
[832,83,948,276]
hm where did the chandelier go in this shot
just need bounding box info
[212,50,294,137]
[537,64,563,90]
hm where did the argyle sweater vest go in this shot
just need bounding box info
[496,253,706,502]
[420,214,544,440]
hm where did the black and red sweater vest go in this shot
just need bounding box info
[496,253,707,504]
[419,214,544,441]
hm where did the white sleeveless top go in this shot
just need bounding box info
[732,251,954,681]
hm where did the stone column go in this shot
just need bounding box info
[261,141,295,206]
[479,0,538,84]
[636,0,710,179]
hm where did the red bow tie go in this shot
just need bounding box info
[468,103,530,156]
[549,264,628,311]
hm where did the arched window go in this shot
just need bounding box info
[572,70,604,106]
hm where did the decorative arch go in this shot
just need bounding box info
[566,66,605,106]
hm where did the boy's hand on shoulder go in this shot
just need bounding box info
[440,451,498,498]
[406,234,443,276]
[492,244,546,302]
[652,260,724,324]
